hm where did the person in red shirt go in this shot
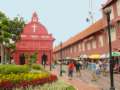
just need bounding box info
[68,60,75,80]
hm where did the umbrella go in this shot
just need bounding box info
[100,54,107,58]
[82,54,88,58]
[65,57,71,60]
[79,55,83,58]
[89,54,100,59]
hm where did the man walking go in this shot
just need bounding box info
[68,61,75,80]
[75,61,82,77]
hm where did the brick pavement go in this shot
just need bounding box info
[79,69,120,90]
[48,65,120,90]
[49,66,100,90]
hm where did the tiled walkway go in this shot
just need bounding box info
[50,66,100,90]
[48,65,120,90]
[79,69,120,90]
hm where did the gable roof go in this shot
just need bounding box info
[54,18,107,52]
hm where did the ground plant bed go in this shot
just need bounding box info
[0,64,58,89]
[13,80,76,90]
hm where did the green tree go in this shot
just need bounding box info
[30,51,38,64]
[0,11,11,64]
[0,11,25,64]
[26,51,38,69]
[8,16,25,41]
[6,16,25,64]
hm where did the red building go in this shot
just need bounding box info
[13,12,55,64]
[53,0,120,61]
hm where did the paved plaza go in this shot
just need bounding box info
[0,0,120,90]
[49,65,120,90]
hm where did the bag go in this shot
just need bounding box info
[96,69,100,75]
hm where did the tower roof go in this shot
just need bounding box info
[31,12,39,22]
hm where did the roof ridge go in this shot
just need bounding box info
[54,18,106,52]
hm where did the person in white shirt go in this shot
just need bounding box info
[96,62,100,78]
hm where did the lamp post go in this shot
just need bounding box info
[104,8,115,90]
[60,42,63,76]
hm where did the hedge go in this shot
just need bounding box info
[0,64,30,74]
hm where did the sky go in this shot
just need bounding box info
[0,0,107,46]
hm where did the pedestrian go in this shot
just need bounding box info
[98,60,102,71]
[91,60,97,81]
[68,60,75,80]
[102,61,107,76]
[96,62,100,79]
[85,60,89,69]
[75,61,82,77]
[83,60,87,69]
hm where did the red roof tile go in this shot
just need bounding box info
[54,18,107,52]
[102,0,117,9]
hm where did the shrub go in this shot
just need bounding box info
[0,72,50,82]
[31,64,44,70]
[22,80,75,90]
[0,80,14,89]
[67,86,76,90]
[0,65,30,74]
[0,73,57,89]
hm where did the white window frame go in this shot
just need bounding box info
[87,42,91,50]
[79,43,81,52]
[110,27,116,42]
[117,0,120,16]
[99,35,104,47]
[82,42,85,51]
[92,40,96,49]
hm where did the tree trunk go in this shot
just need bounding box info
[0,44,4,64]
[4,48,8,64]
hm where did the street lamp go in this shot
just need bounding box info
[60,42,63,76]
[104,8,115,90]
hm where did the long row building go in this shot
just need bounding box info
[53,0,120,61]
